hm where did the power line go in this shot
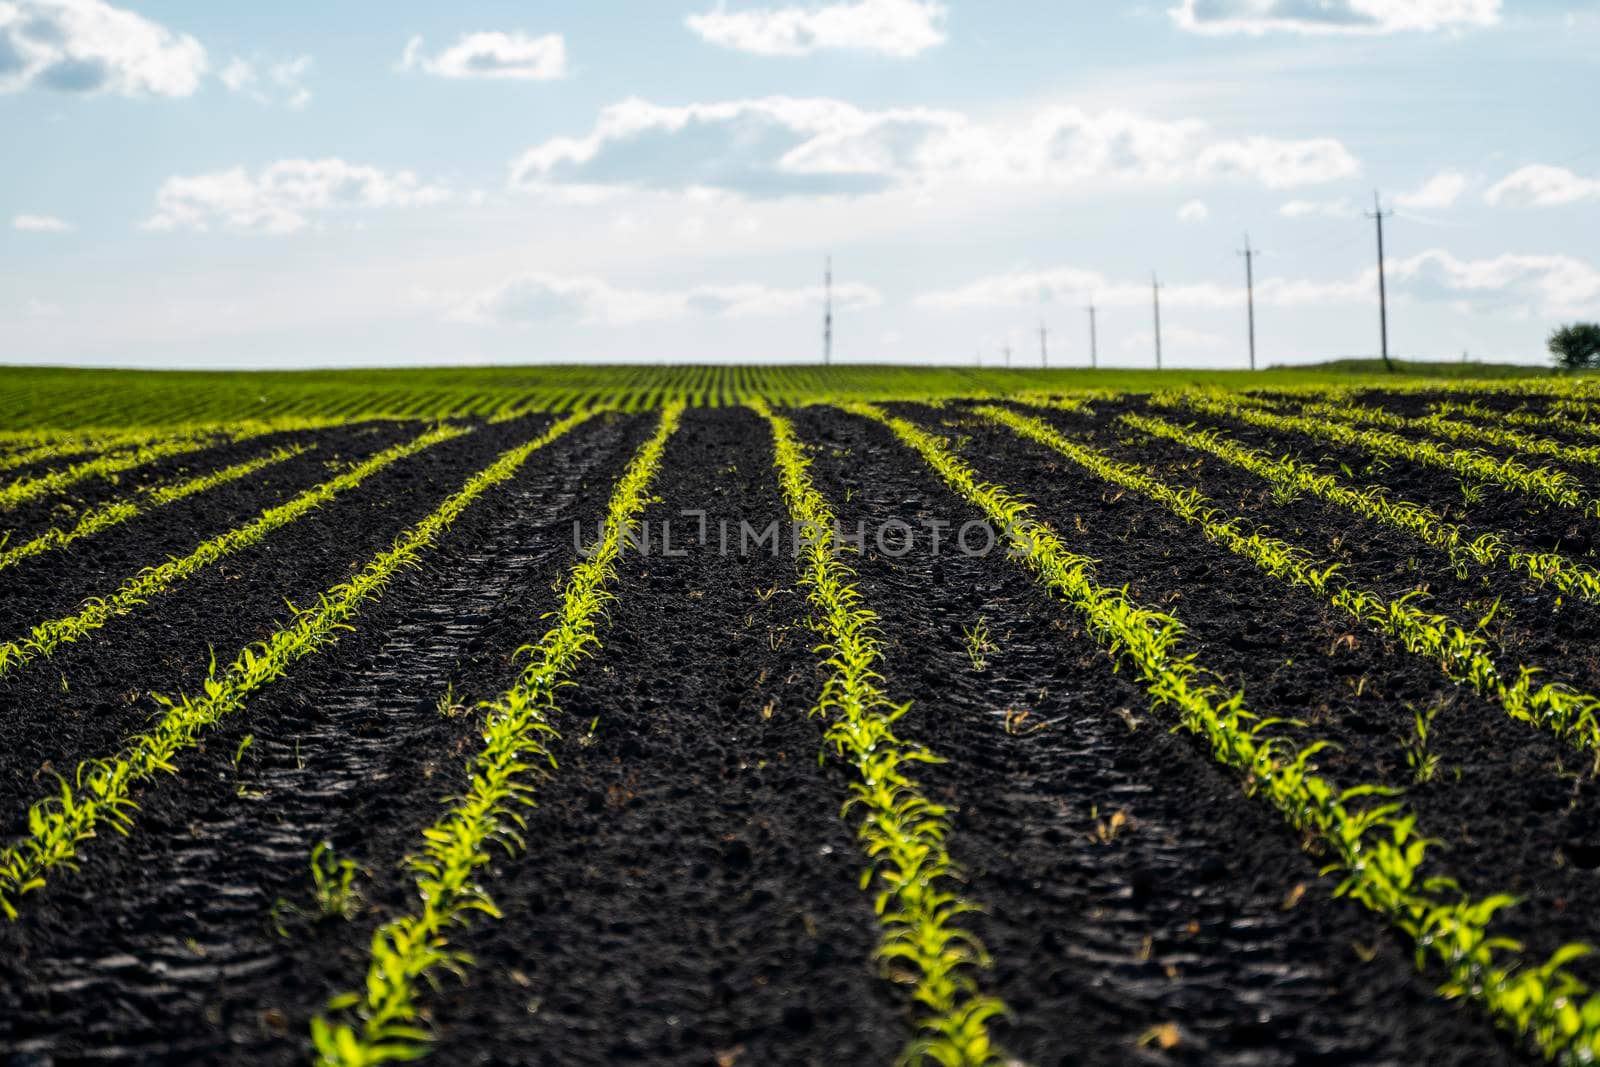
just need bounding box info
[1366,192,1394,373]
[1238,235,1258,372]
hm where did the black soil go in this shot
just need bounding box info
[1,394,1588,1065]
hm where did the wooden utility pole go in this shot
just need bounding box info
[1086,303,1099,370]
[1238,235,1258,371]
[1366,192,1393,372]
[823,255,833,367]
[1152,274,1164,371]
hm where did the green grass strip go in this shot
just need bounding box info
[1122,411,1600,604]
[0,410,599,922]
[0,424,467,678]
[754,398,1006,1067]
[0,443,311,575]
[1164,391,1594,516]
[849,401,1600,1064]
[985,405,1600,756]
[310,404,681,1066]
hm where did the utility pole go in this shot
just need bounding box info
[1366,191,1393,373]
[1003,339,1012,369]
[1238,235,1258,371]
[1085,303,1099,370]
[1152,274,1164,371]
[823,255,833,367]
[1039,322,1049,369]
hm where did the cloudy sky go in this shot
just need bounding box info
[3,0,1597,369]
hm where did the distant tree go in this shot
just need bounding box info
[1549,322,1600,370]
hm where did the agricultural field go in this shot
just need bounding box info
[6,363,1600,1065]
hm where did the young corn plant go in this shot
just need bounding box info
[309,842,363,922]
[0,410,601,922]
[753,398,1007,1067]
[962,616,997,672]
[311,404,680,1067]
[850,399,1600,1064]
[1403,704,1443,785]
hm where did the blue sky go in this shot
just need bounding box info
[3,0,1598,369]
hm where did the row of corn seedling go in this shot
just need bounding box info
[0,425,465,678]
[1162,391,1596,516]
[984,405,1600,757]
[311,404,679,1065]
[755,398,1007,1067]
[0,423,240,471]
[0,416,354,512]
[1300,399,1600,473]
[1429,400,1600,444]
[1121,412,1600,605]
[0,410,599,921]
[0,443,311,575]
[847,401,1600,1062]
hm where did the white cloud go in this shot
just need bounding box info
[400,32,567,80]
[143,159,452,236]
[13,213,73,232]
[916,249,1600,317]
[219,56,252,92]
[1279,197,1360,219]
[1177,199,1209,222]
[1170,0,1500,36]
[509,96,1359,198]
[449,272,882,327]
[685,0,947,57]
[272,56,312,109]
[25,297,63,318]
[1388,250,1600,315]
[0,0,207,97]
[1485,164,1600,208]
[1396,170,1468,210]
[219,54,312,108]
